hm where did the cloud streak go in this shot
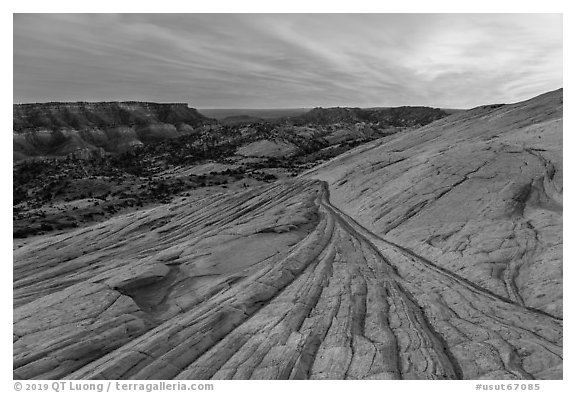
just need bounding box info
[13,14,562,108]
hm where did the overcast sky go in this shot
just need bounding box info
[13,14,562,109]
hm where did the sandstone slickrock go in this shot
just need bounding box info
[305,89,563,319]
[13,89,562,380]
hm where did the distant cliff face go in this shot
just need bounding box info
[13,102,216,160]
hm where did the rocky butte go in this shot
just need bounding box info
[13,89,562,379]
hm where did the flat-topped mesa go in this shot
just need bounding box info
[13,101,217,160]
[13,101,214,132]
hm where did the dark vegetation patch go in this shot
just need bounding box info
[14,106,450,238]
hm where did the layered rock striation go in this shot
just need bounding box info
[13,102,215,160]
[13,89,562,380]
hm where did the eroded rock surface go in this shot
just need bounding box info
[13,90,562,380]
[306,89,563,318]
